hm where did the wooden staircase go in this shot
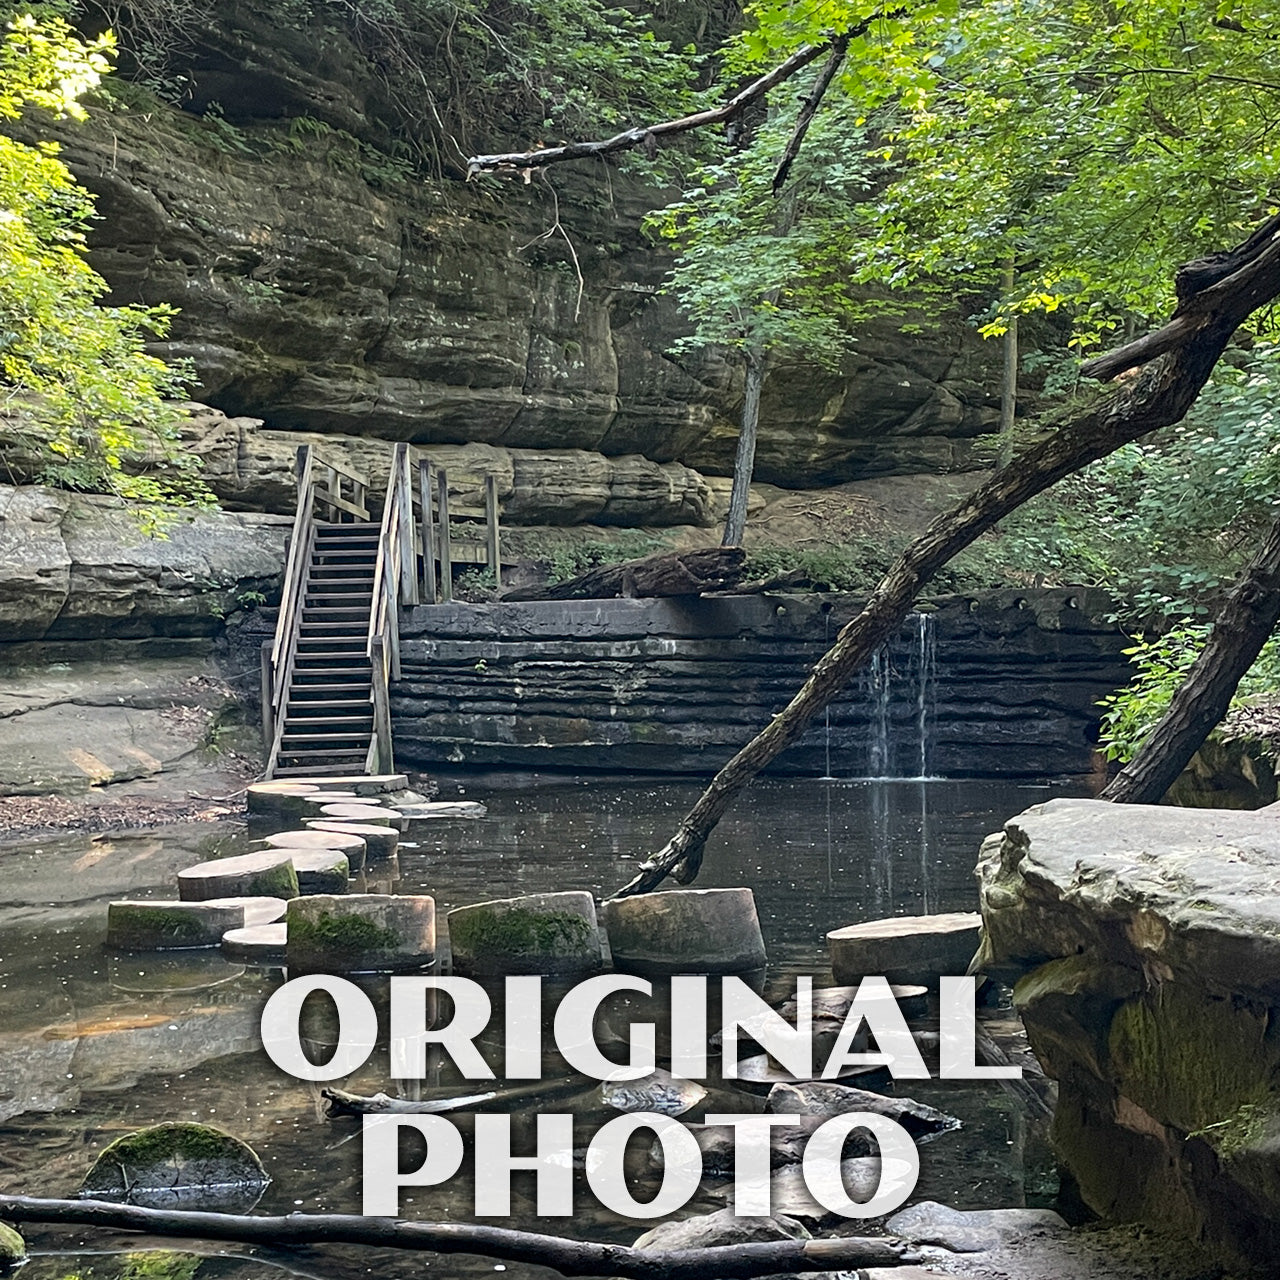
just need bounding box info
[273,521,380,776]
[262,441,502,780]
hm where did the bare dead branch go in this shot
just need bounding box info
[773,33,851,195]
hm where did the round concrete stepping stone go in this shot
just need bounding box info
[827,912,982,986]
[777,983,930,1023]
[106,896,286,951]
[290,848,351,895]
[262,828,367,870]
[286,773,408,795]
[287,893,436,973]
[304,820,398,859]
[246,782,321,820]
[447,891,602,978]
[602,887,767,977]
[318,802,406,831]
[222,923,287,964]
[178,851,299,902]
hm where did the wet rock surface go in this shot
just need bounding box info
[977,798,1280,1273]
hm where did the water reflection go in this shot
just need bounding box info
[0,775,1079,1277]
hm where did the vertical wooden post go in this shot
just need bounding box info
[420,458,437,604]
[999,258,1018,467]
[437,467,453,603]
[370,636,395,774]
[485,472,501,589]
[260,640,275,759]
[398,447,417,606]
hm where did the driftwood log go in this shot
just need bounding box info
[505,547,746,601]
[0,1196,918,1279]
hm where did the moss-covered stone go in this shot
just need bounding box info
[0,1223,25,1266]
[448,893,601,977]
[80,1122,269,1211]
[289,910,401,960]
[286,893,435,973]
[246,860,300,900]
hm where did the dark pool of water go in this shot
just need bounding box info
[0,776,1080,1280]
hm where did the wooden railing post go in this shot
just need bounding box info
[260,640,274,757]
[370,636,395,774]
[398,446,418,606]
[485,471,501,589]
[436,467,453,603]
[420,458,437,604]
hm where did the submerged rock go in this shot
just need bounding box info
[766,1081,961,1140]
[78,1121,269,1211]
[884,1200,1067,1253]
[599,1066,707,1118]
[106,897,286,950]
[304,819,398,859]
[221,922,287,964]
[0,1224,25,1265]
[632,1206,810,1250]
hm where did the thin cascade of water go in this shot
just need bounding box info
[914,611,936,781]
[866,645,892,778]
[856,613,937,781]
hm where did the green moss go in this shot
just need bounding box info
[247,862,299,900]
[1108,985,1280,1133]
[450,906,593,958]
[0,1223,25,1265]
[94,1122,246,1167]
[117,908,207,943]
[120,1252,201,1280]
[290,910,402,961]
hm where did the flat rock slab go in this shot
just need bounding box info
[284,774,408,795]
[828,912,981,986]
[767,1081,960,1139]
[886,1201,1067,1253]
[447,890,601,977]
[178,851,299,902]
[107,896,286,949]
[397,801,487,820]
[976,798,1280,1002]
[777,983,930,1023]
[304,820,398,859]
[632,1206,809,1250]
[222,923,287,964]
[602,887,767,976]
[287,893,435,973]
[246,782,320,818]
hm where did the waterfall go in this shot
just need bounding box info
[859,612,937,781]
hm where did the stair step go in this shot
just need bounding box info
[296,637,367,648]
[280,735,372,746]
[299,620,370,630]
[289,672,370,683]
[306,592,374,603]
[284,712,373,725]
[287,700,372,712]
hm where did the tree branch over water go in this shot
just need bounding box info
[0,1196,917,1279]
[610,212,1280,897]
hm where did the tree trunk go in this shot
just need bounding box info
[722,348,765,546]
[504,547,745,601]
[998,260,1018,466]
[609,212,1280,897]
[1101,511,1280,804]
[0,1196,914,1279]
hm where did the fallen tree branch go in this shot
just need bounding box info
[1100,507,1280,803]
[466,41,836,177]
[610,210,1280,896]
[0,1197,917,1279]
[504,547,746,601]
[773,33,851,194]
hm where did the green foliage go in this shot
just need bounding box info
[509,531,673,583]
[0,9,207,511]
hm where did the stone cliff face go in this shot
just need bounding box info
[976,800,1280,1274]
[30,2,1008,487]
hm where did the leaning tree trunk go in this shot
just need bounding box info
[1100,510,1280,803]
[610,212,1280,897]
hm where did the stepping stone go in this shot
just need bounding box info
[827,912,982,986]
[318,802,406,831]
[285,773,408,795]
[261,828,367,871]
[602,887,766,977]
[222,923,287,964]
[178,851,299,902]
[246,782,321,820]
[287,893,436,973]
[447,891,602,978]
[776,983,930,1023]
[290,848,351,895]
[884,1201,1067,1253]
[304,820,398,859]
[106,896,286,950]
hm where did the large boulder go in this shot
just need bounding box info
[976,798,1280,1271]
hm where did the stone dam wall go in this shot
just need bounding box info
[390,588,1131,779]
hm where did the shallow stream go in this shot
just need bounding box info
[0,776,1081,1280]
